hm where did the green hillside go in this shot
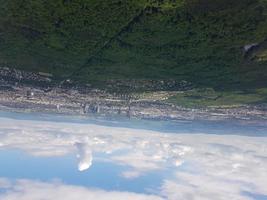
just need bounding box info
[0,0,267,89]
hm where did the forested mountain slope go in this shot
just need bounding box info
[0,0,267,89]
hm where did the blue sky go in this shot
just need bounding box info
[0,112,266,200]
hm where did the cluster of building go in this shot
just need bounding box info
[0,67,266,121]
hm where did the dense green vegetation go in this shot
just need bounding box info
[0,0,267,90]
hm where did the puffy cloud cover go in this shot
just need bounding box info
[0,115,267,200]
[0,179,162,200]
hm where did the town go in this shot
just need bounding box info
[0,67,266,122]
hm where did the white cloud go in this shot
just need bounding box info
[0,178,11,189]
[0,179,163,200]
[75,143,93,171]
[121,171,142,179]
[0,116,267,200]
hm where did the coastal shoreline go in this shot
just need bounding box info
[1,67,267,122]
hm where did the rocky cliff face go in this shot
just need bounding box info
[0,0,267,89]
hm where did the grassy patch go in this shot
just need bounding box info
[167,88,267,108]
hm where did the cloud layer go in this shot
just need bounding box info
[0,179,162,200]
[0,115,267,200]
